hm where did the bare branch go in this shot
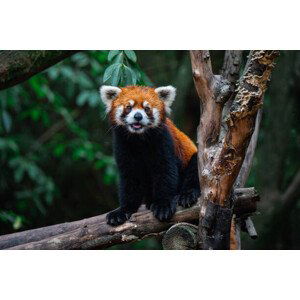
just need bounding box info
[221,50,243,88]
[0,188,258,250]
[282,168,300,204]
[191,50,279,249]
[7,207,200,250]
[190,50,214,103]
[221,50,243,118]
[235,109,262,188]
[244,217,258,239]
[209,51,279,206]
[190,51,232,149]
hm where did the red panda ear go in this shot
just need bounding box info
[99,85,121,112]
[155,86,176,114]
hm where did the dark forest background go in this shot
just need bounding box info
[0,50,299,249]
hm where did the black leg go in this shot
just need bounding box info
[150,130,179,221]
[106,175,143,226]
[177,153,200,208]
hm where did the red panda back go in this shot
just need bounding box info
[165,118,197,168]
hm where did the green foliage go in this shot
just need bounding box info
[103,50,152,86]
[0,51,123,232]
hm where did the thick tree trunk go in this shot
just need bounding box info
[0,188,258,250]
[0,50,77,90]
[190,50,279,249]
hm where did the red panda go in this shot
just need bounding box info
[100,85,200,225]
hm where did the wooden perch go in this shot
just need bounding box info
[0,50,77,90]
[0,187,259,250]
[162,223,198,250]
[190,50,279,249]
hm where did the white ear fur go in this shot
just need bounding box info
[154,86,176,114]
[99,85,121,113]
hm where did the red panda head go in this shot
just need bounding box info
[100,85,176,134]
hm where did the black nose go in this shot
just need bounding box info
[134,112,143,121]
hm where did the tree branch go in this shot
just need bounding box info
[0,188,259,250]
[281,168,300,205]
[221,50,243,89]
[235,109,262,188]
[221,50,243,118]
[190,50,279,249]
[0,50,78,90]
[190,50,232,149]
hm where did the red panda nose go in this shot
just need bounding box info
[134,112,143,122]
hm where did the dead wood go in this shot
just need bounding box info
[0,187,258,250]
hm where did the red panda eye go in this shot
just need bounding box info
[145,107,150,113]
[125,106,132,113]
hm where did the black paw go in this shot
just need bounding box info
[150,201,176,222]
[106,208,129,226]
[177,189,200,208]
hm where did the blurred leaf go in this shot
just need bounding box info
[60,66,74,80]
[0,138,18,152]
[13,216,23,230]
[30,108,41,121]
[124,50,137,63]
[108,50,120,62]
[79,72,94,89]
[103,63,119,83]
[29,77,46,98]
[53,143,65,157]
[48,68,59,80]
[123,66,137,85]
[110,64,122,86]
[88,91,100,107]
[15,167,25,183]
[123,66,132,85]
[114,52,124,64]
[2,110,12,132]
[76,91,90,106]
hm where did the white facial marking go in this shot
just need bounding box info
[152,108,160,127]
[125,108,149,134]
[115,105,124,125]
[143,101,149,108]
[126,108,148,124]
[128,100,134,106]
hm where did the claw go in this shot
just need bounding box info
[150,201,176,222]
[106,208,128,226]
[177,189,199,208]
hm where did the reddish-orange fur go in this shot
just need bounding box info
[165,118,197,167]
[109,86,197,167]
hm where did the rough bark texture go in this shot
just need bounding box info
[0,50,77,90]
[232,110,262,247]
[6,207,200,250]
[221,50,243,94]
[190,50,279,249]
[162,223,198,250]
[0,188,258,250]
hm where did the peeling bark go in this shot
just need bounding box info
[190,50,279,249]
